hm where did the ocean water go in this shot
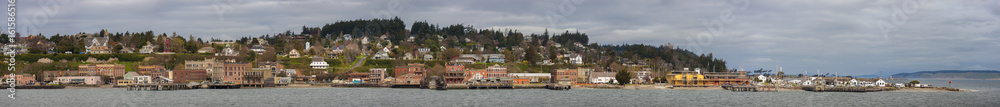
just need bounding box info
[0,79,997,107]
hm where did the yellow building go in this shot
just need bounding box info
[668,71,706,86]
[116,80,134,86]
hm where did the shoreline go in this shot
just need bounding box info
[22,84,973,92]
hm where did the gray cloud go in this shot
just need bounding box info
[9,0,999,75]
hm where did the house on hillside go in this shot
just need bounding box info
[139,42,157,54]
[85,37,111,54]
[288,49,301,58]
[197,47,216,53]
[566,54,583,65]
[372,47,392,59]
[309,57,328,69]
[250,45,266,55]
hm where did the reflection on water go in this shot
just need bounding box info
[1,79,997,106]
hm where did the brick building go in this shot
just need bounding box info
[171,69,208,83]
[393,63,425,84]
[444,63,465,84]
[3,74,36,85]
[43,70,79,82]
[137,65,166,75]
[78,64,127,78]
[552,69,578,85]
[223,62,250,84]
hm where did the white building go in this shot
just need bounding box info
[592,77,616,84]
[566,54,583,65]
[875,79,886,87]
[849,79,859,86]
[133,76,152,84]
[309,57,329,69]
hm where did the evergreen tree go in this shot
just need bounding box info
[615,71,632,85]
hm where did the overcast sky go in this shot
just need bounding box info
[9,0,999,75]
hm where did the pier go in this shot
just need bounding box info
[801,86,896,92]
[545,84,571,90]
[722,85,777,92]
[0,85,66,89]
[333,83,389,88]
[207,84,242,89]
[126,84,191,91]
[467,83,513,89]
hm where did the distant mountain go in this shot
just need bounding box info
[891,70,1000,80]
[852,74,881,78]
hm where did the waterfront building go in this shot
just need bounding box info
[55,76,102,85]
[465,67,508,82]
[667,69,706,86]
[577,68,593,83]
[551,69,577,85]
[589,72,616,84]
[244,68,269,84]
[124,72,139,80]
[151,70,170,80]
[185,58,225,81]
[132,75,152,84]
[223,62,251,84]
[445,63,465,84]
[368,68,387,83]
[78,64,127,78]
[849,79,859,86]
[875,79,887,87]
[508,73,551,83]
[394,63,425,84]
[348,73,370,83]
[512,78,531,84]
[171,69,207,83]
[3,74,36,85]
[137,65,166,75]
[631,69,652,84]
[487,64,508,77]
[43,70,79,82]
[309,56,329,69]
[702,70,750,86]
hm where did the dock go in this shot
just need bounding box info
[722,85,777,92]
[207,84,242,89]
[0,85,66,89]
[126,84,191,91]
[467,83,513,89]
[801,86,896,92]
[333,83,389,88]
[546,84,571,90]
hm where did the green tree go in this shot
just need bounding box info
[525,45,540,65]
[615,71,631,85]
[909,80,920,84]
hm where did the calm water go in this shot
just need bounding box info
[1,79,998,107]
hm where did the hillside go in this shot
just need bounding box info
[891,70,1000,80]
